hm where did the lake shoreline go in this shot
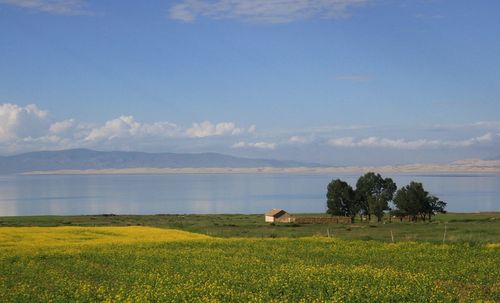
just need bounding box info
[20,159,500,175]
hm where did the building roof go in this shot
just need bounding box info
[265,208,287,217]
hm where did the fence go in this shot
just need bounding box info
[292,216,351,224]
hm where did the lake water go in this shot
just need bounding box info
[0,173,499,216]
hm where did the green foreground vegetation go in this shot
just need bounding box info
[1,213,499,302]
[0,226,499,302]
[1,212,499,243]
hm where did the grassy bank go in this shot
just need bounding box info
[0,226,498,302]
[1,212,498,243]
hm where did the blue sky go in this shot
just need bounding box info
[0,0,499,165]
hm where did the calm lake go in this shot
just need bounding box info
[0,173,499,216]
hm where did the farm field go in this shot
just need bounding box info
[0,226,499,302]
[1,212,499,243]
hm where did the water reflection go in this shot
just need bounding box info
[0,173,499,216]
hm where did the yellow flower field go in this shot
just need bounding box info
[0,226,209,251]
[0,226,498,302]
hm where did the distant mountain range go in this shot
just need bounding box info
[0,149,324,174]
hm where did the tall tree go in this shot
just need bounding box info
[355,172,397,222]
[326,179,358,223]
[393,182,446,221]
[394,182,423,221]
[423,195,447,221]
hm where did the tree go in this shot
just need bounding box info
[393,182,446,221]
[389,208,408,222]
[326,179,358,223]
[355,172,397,222]
[423,195,447,221]
[394,182,423,221]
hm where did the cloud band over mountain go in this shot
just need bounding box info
[1,103,500,164]
[0,103,255,153]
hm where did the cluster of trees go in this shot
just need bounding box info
[326,172,446,223]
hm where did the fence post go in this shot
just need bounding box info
[442,223,447,244]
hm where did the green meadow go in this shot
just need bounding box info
[1,212,498,243]
[0,213,499,302]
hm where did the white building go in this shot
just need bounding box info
[265,209,293,223]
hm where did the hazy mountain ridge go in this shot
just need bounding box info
[0,149,324,174]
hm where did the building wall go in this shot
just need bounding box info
[265,215,275,222]
[275,213,292,223]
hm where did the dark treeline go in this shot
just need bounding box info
[326,172,446,223]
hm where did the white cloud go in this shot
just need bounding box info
[328,137,356,147]
[2,102,499,161]
[139,121,181,137]
[471,121,500,129]
[217,122,242,135]
[185,121,243,138]
[427,121,500,132]
[0,103,50,142]
[86,116,248,142]
[231,141,247,149]
[49,119,77,134]
[455,133,494,147]
[0,0,92,15]
[0,103,252,153]
[84,118,178,140]
[328,133,498,150]
[232,141,276,150]
[168,0,368,24]
[85,116,141,142]
[288,135,309,144]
